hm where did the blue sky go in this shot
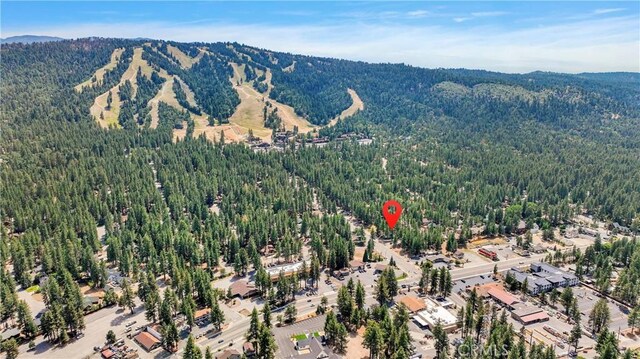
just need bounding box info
[2,1,639,73]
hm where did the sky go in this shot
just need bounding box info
[2,1,639,73]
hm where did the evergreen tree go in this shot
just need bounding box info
[589,299,611,335]
[363,320,384,359]
[120,279,136,314]
[433,322,449,359]
[247,307,261,343]
[184,335,203,359]
[17,300,37,339]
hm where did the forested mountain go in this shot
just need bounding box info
[0,38,639,353]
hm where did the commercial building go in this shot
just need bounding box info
[413,299,457,333]
[133,332,161,352]
[397,295,427,313]
[486,287,520,309]
[511,304,550,325]
[266,262,304,281]
[293,337,339,359]
[508,263,578,295]
[228,280,260,299]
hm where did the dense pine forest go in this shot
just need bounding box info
[0,38,639,358]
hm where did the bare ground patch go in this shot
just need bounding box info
[227,63,315,141]
[191,116,246,143]
[75,48,125,92]
[282,60,296,73]
[327,88,364,127]
[167,44,202,69]
[89,47,155,128]
[345,327,368,359]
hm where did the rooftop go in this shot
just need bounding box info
[397,295,427,313]
[134,331,160,352]
[266,262,304,277]
[216,349,241,359]
[518,311,549,324]
[415,299,457,327]
[487,287,519,306]
[229,280,259,297]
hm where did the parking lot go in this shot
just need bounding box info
[572,286,630,333]
[273,314,328,358]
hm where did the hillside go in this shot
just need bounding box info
[1,38,638,224]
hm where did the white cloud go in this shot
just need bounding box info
[407,10,429,18]
[593,8,626,15]
[470,11,509,17]
[453,17,472,23]
[3,15,638,73]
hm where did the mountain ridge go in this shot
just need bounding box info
[1,35,65,44]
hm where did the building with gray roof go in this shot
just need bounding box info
[508,262,578,295]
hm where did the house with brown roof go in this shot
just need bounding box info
[397,295,427,313]
[229,280,260,299]
[195,308,211,322]
[374,263,388,273]
[101,349,116,359]
[216,349,241,359]
[349,259,365,271]
[134,331,161,352]
[243,342,256,357]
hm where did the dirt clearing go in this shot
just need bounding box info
[75,48,125,92]
[227,62,315,141]
[327,88,364,127]
[167,44,203,69]
[89,47,155,128]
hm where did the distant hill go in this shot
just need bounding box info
[1,35,65,44]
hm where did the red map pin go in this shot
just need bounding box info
[382,200,402,230]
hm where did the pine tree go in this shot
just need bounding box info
[183,335,202,359]
[433,322,449,359]
[334,323,348,353]
[162,322,179,352]
[258,324,277,359]
[120,279,136,314]
[284,303,297,323]
[247,307,260,343]
[569,320,582,354]
[145,289,160,322]
[355,280,366,309]
[17,300,37,338]
[363,320,384,359]
[588,298,610,335]
[106,330,116,344]
[210,296,225,331]
[337,286,354,320]
[263,301,272,329]
[1,338,18,359]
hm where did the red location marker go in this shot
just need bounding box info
[382,200,402,230]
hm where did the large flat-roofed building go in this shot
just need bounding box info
[266,262,304,280]
[508,262,578,295]
[511,304,550,325]
[413,299,457,333]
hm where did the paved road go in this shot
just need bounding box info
[450,244,590,281]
